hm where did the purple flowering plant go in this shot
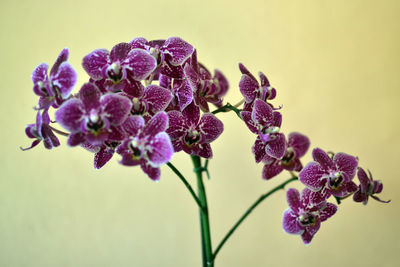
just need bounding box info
[22,37,390,266]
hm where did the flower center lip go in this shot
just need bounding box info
[262,126,280,135]
[131,98,147,115]
[184,130,201,146]
[107,62,123,82]
[282,148,296,165]
[86,110,105,132]
[129,139,142,159]
[299,213,316,226]
[329,172,344,189]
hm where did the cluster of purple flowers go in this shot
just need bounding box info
[238,63,310,180]
[23,37,226,180]
[23,36,389,246]
[283,148,390,244]
[237,64,389,244]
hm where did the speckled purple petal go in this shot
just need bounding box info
[309,189,331,205]
[148,39,165,48]
[67,132,85,146]
[299,162,326,191]
[79,83,101,111]
[55,99,85,133]
[147,132,173,166]
[265,133,286,159]
[123,115,144,136]
[306,220,321,237]
[241,111,258,134]
[108,126,126,141]
[143,85,172,113]
[262,161,283,180]
[252,137,266,163]
[184,63,199,91]
[332,181,358,198]
[272,111,282,128]
[120,153,141,166]
[258,72,270,87]
[300,187,316,207]
[312,148,335,170]
[141,161,161,181]
[289,158,303,172]
[238,63,256,81]
[110,43,132,62]
[357,167,370,192]
[198,113,223,143]
[162,37,194,66]
[319,203,337,222]
[41,125,60,149]
[122,80,145,98]
[50,48,69,76]
[252,99,274,126]
[282,209,303,235]
[196,94,210,113]
[94,146,114,169]
[239,74,259,103]
[302,220,321,245]
[286,188,302,213]
[166,111,185,140]
[353,189,367,204]
[182,101,200,126]
[176,79,193,111]
[288,132,310,158]
[159,74,172,89]
[301,230,314,245]
[101,94,132,125]
[333,152,358,179]
[171,139,183,153]
[194,143,213,159]
[129,37,149,49]
[25,123,37,139]
[160,60,185,79]
[214,69,229,96]
[51,62,77,98]
[82,49,110,80]
[32,63,49,84]
[143,111,169,136]
[374,180,383,194]
[125,49,157,81]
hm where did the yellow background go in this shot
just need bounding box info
[1,0,399,266]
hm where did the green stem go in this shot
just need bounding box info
[212,176,298,260]
[212,102,242,119]
[166,162,203,209]
[192,155,213,267]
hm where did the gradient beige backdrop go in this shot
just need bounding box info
[1,0,399,266]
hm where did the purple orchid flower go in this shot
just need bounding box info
[241,99,286,160]
[184,50,229,112]
[82,43,157,92]
[262,132,310,180]
[116,112,173,180]
[238,63,276,111]
[283,188,337,245]
[130,37,194,79]
[21,110,60,151]
[353,167,390,205]
[122,81,172,119]
[32,48,77,110]
[158,74,194,111]
[55,83,132,147]
[166,102,223,159]
[299,148,359,204]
